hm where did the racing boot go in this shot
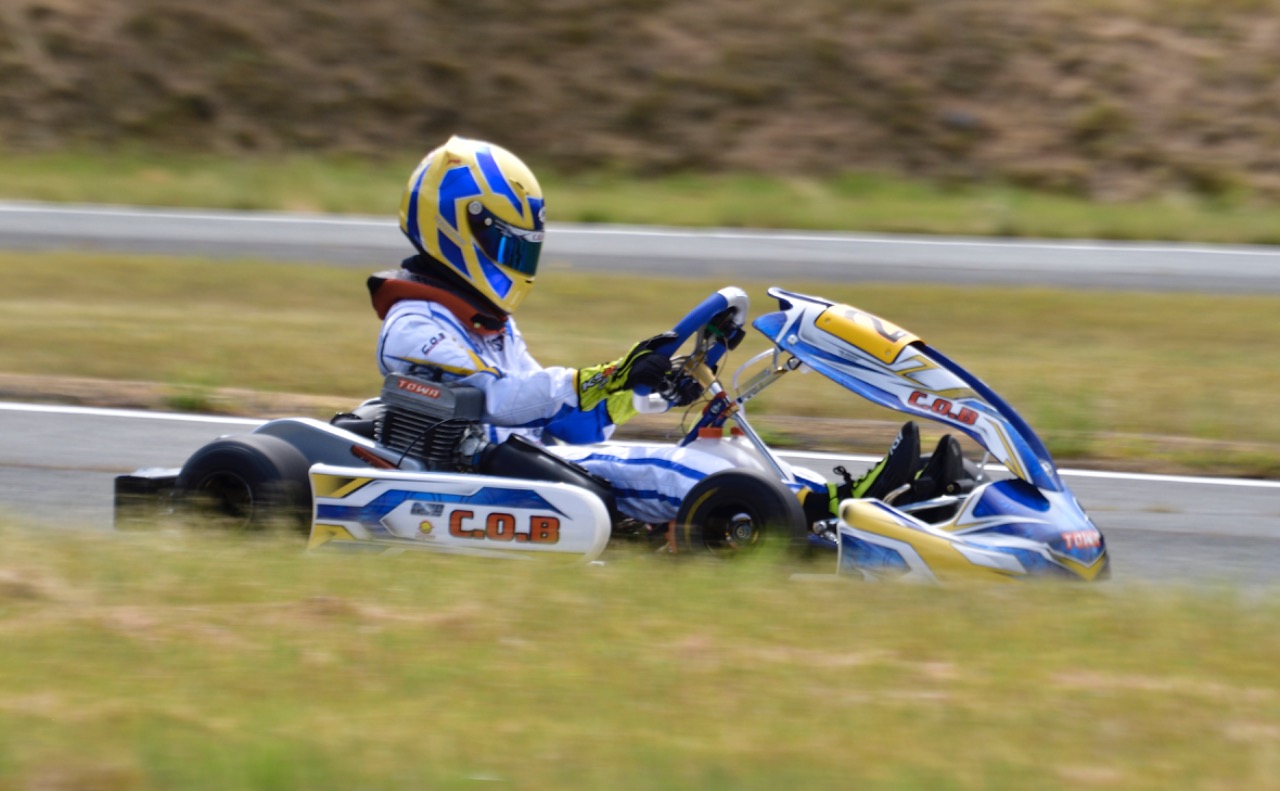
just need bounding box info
[826,421,921,515]
[904,433,967,504]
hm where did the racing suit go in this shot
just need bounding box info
[369,266,736,524]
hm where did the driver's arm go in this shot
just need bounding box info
[378,304,578,427]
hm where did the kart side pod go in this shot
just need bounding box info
[306,464,613,562]
[836,499,1030,583]
[835,494,1109,583]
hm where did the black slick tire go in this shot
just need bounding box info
[673,469,809,559]
[176,434,312,535]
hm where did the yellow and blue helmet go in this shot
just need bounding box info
[399,136,546,315]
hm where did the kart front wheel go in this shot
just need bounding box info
[176,434,312,535]
[673,469,809,558]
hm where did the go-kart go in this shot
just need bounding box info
[115,286,1110,583]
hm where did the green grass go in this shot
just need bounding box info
[0,524,1277,791]
[2,251,1278,477]
[0,149,404,215]
[5,148,1280,243]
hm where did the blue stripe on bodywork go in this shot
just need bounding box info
[317,486,567,536]
[839,532,909,574]
[926,345,1062,492]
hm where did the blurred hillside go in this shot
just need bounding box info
[2,0,1280,200]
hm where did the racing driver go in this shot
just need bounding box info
[367,136,915,527]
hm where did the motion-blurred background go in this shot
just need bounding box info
[6,0,1280,205]
[1,6,1279,789]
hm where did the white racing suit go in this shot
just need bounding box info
[373,277,740,524]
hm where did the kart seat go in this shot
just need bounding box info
[478,434,620,519]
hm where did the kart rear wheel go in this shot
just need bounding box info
[176,434,312,535]
[673,469,809,559]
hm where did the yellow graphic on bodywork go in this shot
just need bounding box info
[843,501,1108,582]
[308,523,356,550]
[894,355,941,386]
[840,500,1020,583]
[310,473,374,499]
[986,427,1029,483]
[1052,550,1109,582]
[817,305,920,364]
[392,353,498,378]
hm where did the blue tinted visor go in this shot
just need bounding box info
[468,207,544,276]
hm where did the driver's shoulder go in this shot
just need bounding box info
[383,298,466,330]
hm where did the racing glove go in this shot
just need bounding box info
[601,369,703,427]
[576,332,677,412]
[663,368,705,407]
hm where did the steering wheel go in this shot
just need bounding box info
[632,286,750,400]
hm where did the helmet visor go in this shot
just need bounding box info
[468,206,544,276]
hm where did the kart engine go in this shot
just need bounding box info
[374,373,486,470]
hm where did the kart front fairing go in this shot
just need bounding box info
[753,287,1059,491]
[752,288,1107,582]
[834,479,1105,582]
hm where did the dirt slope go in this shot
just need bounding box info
[2,0,1280,199]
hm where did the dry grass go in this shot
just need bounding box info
[2,250,1279,475]
[0,525,1278,790]
[8,0,1280,201]
[5,150,1280,244]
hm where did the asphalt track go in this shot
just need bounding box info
[3,200,1280,293]
[1,201,1277,587]
[2,403,1277,589]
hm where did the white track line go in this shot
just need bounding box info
[0,401,262,426]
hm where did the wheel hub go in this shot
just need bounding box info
[728,513,755,544]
